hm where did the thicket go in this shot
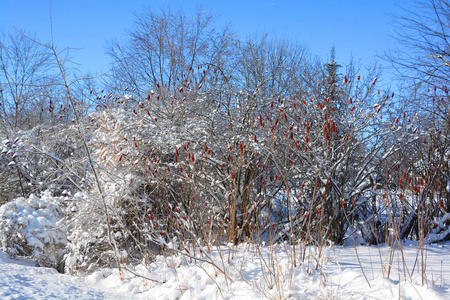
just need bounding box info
[0,5,449,282]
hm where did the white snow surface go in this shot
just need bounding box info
[1,241,450,299]
[0,251,127,300]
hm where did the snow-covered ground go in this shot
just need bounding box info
[1,241,449,299]
[0,251,131,300]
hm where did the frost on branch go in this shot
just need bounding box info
[64,191,130,274]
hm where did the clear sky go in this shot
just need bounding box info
[0,0,412,79]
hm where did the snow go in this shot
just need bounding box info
[0,251,127,300]
[1,242,450,299]
[329,242,449,299]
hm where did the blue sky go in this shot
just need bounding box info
[0,0,411,78]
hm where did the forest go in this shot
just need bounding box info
[0,1,449,298]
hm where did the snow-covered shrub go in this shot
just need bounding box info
[64,191,131,274]
[64,191,108,274]
[87,92,266,256]
[0,191,67,271]
[0,124,88,206]
[72,107,210,269]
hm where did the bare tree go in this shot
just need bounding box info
[387,0,450,215]
[0,31,57,133]
[106,7,235,100]
[388,0,450,83]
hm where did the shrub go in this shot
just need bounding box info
[0,190,68,271]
